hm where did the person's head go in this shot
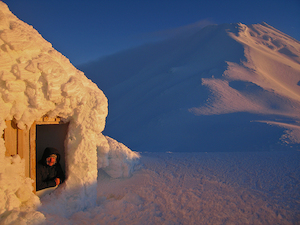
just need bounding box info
[40,147,61,166]
[46,154,57,166]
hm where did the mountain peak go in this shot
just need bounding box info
[79,23,300,152]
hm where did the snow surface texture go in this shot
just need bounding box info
[43,152,300,224]
[1,1,299,224]
[80,22,300,152]
[0,2,139,224]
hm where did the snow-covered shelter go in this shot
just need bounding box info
[0,2,136,221]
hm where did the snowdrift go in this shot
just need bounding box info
[80,22,300,152]
[0,2,139,224]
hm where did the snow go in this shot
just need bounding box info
[0,154,45,225]
[0,2,139,224]
[79,22,300,153]
[1,1,300,224]
[103,136,140,179]
[42,152,300,224]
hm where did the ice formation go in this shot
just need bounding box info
[0,2,139,223]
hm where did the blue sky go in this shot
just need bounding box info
[3,0,300,65]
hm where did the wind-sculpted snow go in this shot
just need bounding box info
[189,78,265,115]
[1,0,299,222]
[0,2,139,223]
[80,22,300,153]
[102,136,140,178]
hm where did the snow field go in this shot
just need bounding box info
[42,151,300,224]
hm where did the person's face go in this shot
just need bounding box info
[46,156,56,166]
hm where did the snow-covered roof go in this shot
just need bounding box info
[0,2,107,131]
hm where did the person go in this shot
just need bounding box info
[36,147,65,194]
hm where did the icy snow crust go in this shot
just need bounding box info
[80,22,300,152]
[0,2,139,224]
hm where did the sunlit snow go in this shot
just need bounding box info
[1,1,300,224]
[80,22,300,153]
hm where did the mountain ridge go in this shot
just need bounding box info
[79,22,300,152]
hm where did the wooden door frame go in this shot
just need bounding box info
[4,116,64,193]
[30,116,64,192]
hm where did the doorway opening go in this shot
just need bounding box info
[36,123,68,178]
[4,116,69,193]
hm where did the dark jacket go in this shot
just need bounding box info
[36,147,65,191]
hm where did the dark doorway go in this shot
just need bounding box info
[36,124,68,176]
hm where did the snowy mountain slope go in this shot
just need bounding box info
[79,22,300,152]
[1,2,299,224]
